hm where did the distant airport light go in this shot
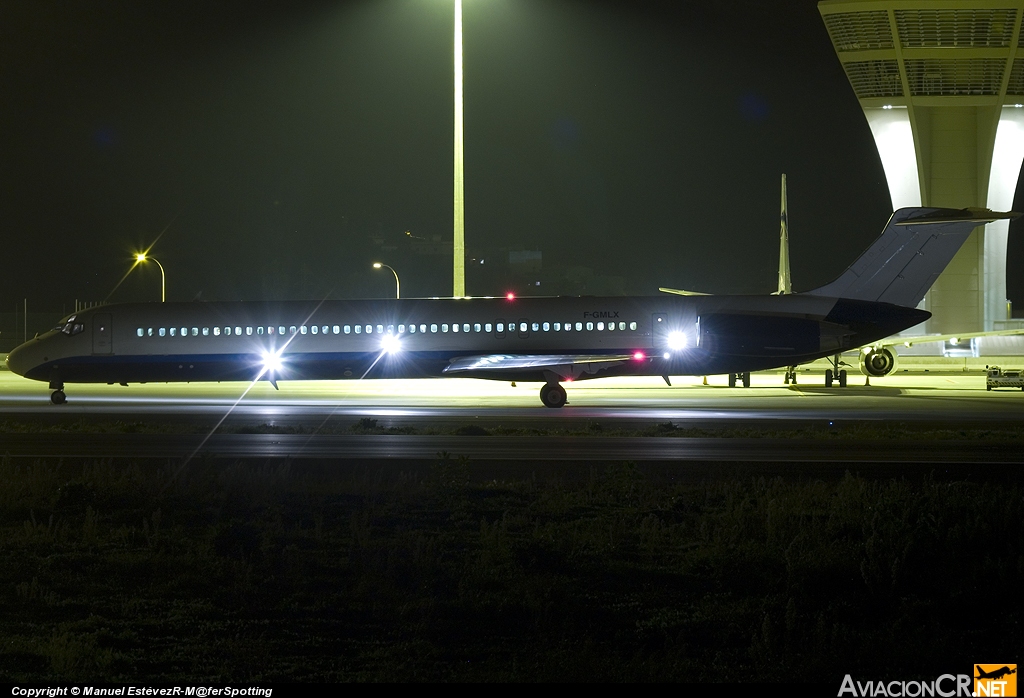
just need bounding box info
[262,351,283,373]
[381,333,402,354]
[882,104,893,110]
[506,292,515,301]
[633,351,645,361]
[667,331,687,350]
[663,352,670,359]
[1016,104,1023,108]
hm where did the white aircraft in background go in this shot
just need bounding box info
[660,174,1024,386]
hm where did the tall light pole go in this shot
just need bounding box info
[453,0,466,298]
[373,262,400,299]
[136,253,166,302]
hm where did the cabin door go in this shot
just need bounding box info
[651,313,669,347]
[92,313,113,354]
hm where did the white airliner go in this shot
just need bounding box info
[5,207,1017,406]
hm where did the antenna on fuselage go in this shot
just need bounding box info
[777,173,791,295]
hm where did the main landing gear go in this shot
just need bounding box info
[783,366,798,385]
[728,372,751,388]
[824,354,848,388]
[540,382,568,408]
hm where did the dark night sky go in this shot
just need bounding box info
[2,0,1022,309]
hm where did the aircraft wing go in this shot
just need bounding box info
[658,287,711,297]
[443,353,636,379]
[869,328,1024,350]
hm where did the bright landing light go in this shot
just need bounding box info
[381,333,402,354]
[667,331,687,351]
[262,351,283,373]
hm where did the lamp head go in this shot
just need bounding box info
[373,262,382,269]
[136,253,147,263]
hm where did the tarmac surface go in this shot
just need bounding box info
[2,365,1024,464]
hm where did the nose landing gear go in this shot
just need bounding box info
[824,354,848,387]
[49,379,67,405]
[539,382,568,408]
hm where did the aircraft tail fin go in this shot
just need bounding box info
[806,207,1019,307]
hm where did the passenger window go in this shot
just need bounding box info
[355,325,362,334]
[463,323,470,332]
[531,322,539,332]
[575,322,583,331]
[203,328,210,336]
[303,326,310,335]
[484,323,492,333]
[520,322,528,333]
[365,325,372,334]
[586,322,594,331]
[608,323,615,331]
[554,323,561,331]
[268,327,275,335]
[279,326,286,335]
[159,328,166,337]
[181,327,187,336]
[376,325,384,334]
[452,323,460,333]
[629,321,637,331]
[618,322,625,331]
[597,322,604,331]
[256,327,263,335]
[224,327,231,336]
[497,323,504,333]
[419,324,427,333]
[137,328,143,337]
[333,326,340,334]
[442,324,449,333]
[344,325,350,334]
[236,327,243,335]
[170,328,177,337]
[289,326,297,335]
[147,328,153,337]
[430,324,438,333]
[193,328,199,336]
[542,322,549,331]
[213,327,220,336]
[322,326,328,334]
[398,324,406,333]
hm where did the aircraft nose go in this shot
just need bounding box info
[5,339,44,378]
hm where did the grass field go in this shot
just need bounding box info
[0,455,1019,682]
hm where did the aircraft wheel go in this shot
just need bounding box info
[728,373,737,388]
[839,369,847,388]
[540,383,567,408]
[742,372,751,388]
[50,390,67,405]
[825,369,834,388]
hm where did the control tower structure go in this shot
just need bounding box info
[819,0,1024,333]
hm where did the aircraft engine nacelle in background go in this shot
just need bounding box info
[860,346,898,377]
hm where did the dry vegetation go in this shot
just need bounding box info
[0,454,1020,681]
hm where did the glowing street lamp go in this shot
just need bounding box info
[135,253,166,302]
[453,0,465,298]
[373,262,400,299]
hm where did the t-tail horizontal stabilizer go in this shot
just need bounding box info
[807,207,1019,308]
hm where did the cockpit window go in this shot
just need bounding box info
[57,315,84,336]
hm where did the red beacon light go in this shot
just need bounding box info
[506,292,515,301]
[633,351,646,361]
